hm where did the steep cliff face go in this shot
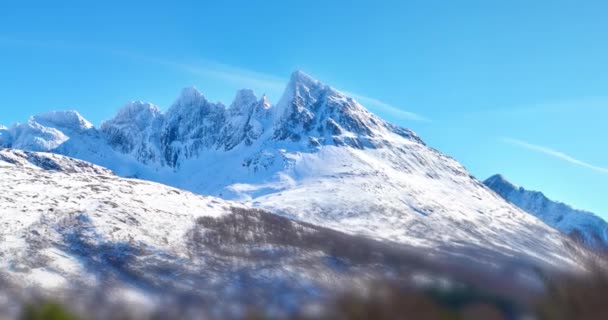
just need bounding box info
[272,71,421,148]
[485,174,608,250]
[219,89,272,149]
[101,101,164,165]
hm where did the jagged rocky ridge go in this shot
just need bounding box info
[0,71,578,269]
[485,174,608,250]
[1,71,420,167]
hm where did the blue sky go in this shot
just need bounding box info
[0,0,606,216]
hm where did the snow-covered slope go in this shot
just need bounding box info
[1,149,563,318]
[0,149,407,317]
[0,71,577,269]
[0,148,235,289]
[485,174,608,250]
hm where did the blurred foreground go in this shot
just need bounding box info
[7,245,608,320]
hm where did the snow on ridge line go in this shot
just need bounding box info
[2,70,399,134]
[0,70,423,167]
[0,148,114,175]
[485,173,608,250]
[31,110,93,130]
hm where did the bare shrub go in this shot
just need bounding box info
[536,251,608,320]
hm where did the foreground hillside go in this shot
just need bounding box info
[0,149,586,319]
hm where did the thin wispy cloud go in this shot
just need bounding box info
[0,35,286,94]
[109,49,287,92]
[1,35,427,121]
[503,138,608,174]
[463,98,608,119]
[346,92,429,122]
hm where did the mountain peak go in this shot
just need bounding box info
[275,71,336,121]
[103,101,163,133]
[259,94,272,109]
[231,89,258,111]
[173,86,206,108]
[484,174,518,190]
[272,70,418,145]
[115,101,162,119]
[31,110,93,131]
[289,70,321,89]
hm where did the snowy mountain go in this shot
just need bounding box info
[485,174,608,250]
[0,71,578,269]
